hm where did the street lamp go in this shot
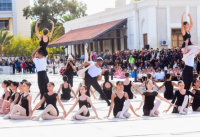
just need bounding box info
[134,66,137,82]
[164,66,168,81]
[111,65,114,80]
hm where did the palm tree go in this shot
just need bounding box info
[0,27,13,59]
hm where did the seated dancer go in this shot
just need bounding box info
[65,85,100,120]
[164,81,200,114]
[98,70,116,100]
[105,81,140,119]
[0,80,11,107]
[157,73,179,100]
[188,79,200,111]
[0,82,19,114]
[35,19,54,57]
[136,73,164,93]
[31,82,66,120]
[5,82,32,120]
[181,12,200,90]
[123,72,142,99]
[57,75,76,101]
[32,46,49,110]
[136,80,176,117]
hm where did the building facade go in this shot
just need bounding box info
[50,0,200,56]
[0,0,31,37]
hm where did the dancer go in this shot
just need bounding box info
[0,82,19,114]
[0,80,11,107]
[81,57,111,106]
[65,85,100,120]
[35,19,54,57]
[136,80,176,116]
[123,72,142,99]
[32,46,49,110]
[188,79,200,111]
[157,73,179,99]
[57,75,76,100]
[181,12,200,89]
[5,82,32,120]
[31,82,66,120]
[98,70,116,100]
[136,73,164,93]
[164,81,200,114]
[105,81,140,119]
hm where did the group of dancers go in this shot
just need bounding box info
[1,12,200,121]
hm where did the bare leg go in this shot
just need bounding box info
[75,115,95,120]
[42,114,63,120]
[195,107,200,111]
[0,99,3,106]
[10,105,28,120]
[178,95,188,114]
[71,105,94,121]
[150,100,161,117]
[33,104,58,121]
[119,100,131,119]
[3,103,14,119]
[0,101,10,114]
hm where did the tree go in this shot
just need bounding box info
[23,0,87,31]
[0,28,13,59]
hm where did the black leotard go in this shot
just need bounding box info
[79,97,90,116]
[113,93,126,117]
[182,31,192,48]
[10,92,19,103]
[101,82,113,100]
[21,94,29,116]
[44,93,59,116]
[192,89,200,111]
[164,81,174,99]
[17,93,24,104]
[2,90,10,100]
[171,90,200,113]
[124,81,133,99]
[61,84,71,100]
[39,37,49,57]
[143,91,158,116]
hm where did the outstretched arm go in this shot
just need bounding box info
[48,19,54,39]
[88,98,101,119]
[35,20,41,41]
[131,81,142,96]
[32,46,41,61]
[188,13,193,32]
[181,12,186,36]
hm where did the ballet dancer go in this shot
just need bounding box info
[31,82,66,120]
[0,80,11,107]
[123,72,142,99]
[164,81,200,114]
[57,75,76,101]
[105,81,140,119]
[35,19,54,57]
[157,73,179,99]
[5,82,32,120]
[136,80,176,117]
[32,46,49,110]
[181,12,200,89]
[65,85,100,120]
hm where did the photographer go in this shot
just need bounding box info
[63,56,75,87]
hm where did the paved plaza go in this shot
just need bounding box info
[0,74,200,137]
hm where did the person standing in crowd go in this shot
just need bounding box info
[32,46,49,110]
[63,56,75,87]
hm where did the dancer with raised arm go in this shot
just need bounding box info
[35,19,54,57]
[32,46,49,110]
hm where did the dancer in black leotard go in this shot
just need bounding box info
[0,82,19,114]
[35,19,54,57]
[136,80,175,117]
[188,79,200,111]
[0,80,11,107]
[123,73,142,99]
[157,73,179,99]
[6,82,32,120]
[105,81,140,119]
[31,82,66,121]
[181,12,200,90]
[65,85,100,120]
[164,81,200,114]
[57,75,76,100]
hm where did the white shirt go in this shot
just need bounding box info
[185,55,195,67]
[88,61,102,78]
[155,72,164,80]
[33,57,47,72]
